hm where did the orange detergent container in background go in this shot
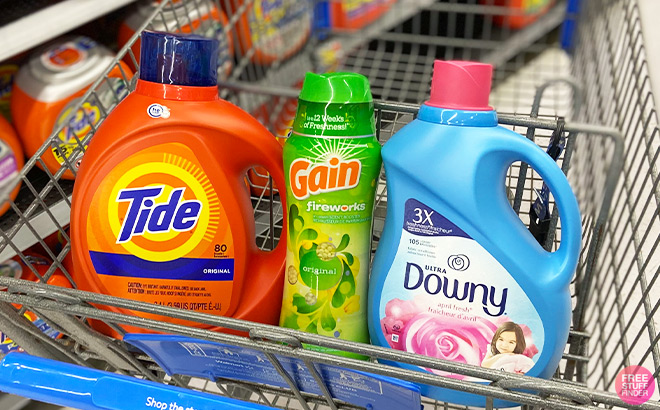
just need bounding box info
[117,0,234,79]
[326,0,396,31]
[0,116,24,217]
[69,31,286,337]
[12,251,72,288]
[11,37,132,180]
[226,0,312,65]
[490,0,554,29]
[0,58,22,122]
[0,252,71,355]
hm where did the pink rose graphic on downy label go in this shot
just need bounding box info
[402,313,497,378]
[381,299,540,379]
[381,298,421,350]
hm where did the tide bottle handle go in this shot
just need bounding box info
[481,132,581,289]
[233,143,288,289]
[0,352,272,410]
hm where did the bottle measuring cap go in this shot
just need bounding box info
[427,60,493,111]
[140,30,218,87]
[299,72,373,104]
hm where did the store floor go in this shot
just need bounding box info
[1,394,75,410]
[26,402,70,410]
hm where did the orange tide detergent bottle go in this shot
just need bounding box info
[0,115,24,217]
[70,31,286,337]
[11,37,132,179]
[117,0,234,79]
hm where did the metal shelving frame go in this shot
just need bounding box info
[0,0,139,62]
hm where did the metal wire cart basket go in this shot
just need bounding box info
[0,0,655,409]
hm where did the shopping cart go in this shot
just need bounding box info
[0,352,278,410]
[0,0,655,409]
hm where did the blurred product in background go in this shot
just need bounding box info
[11,36,131,180]
[118,0,234,79]
[0,115,23,217]
[225,0,313,65]
[315,0,397,31]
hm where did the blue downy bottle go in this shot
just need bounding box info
[367,60,582,407]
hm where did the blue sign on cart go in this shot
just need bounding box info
[124,334,422,410]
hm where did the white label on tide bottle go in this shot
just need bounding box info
[378,198,544,380]
[147,104,170,119]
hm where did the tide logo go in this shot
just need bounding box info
[289,157,361,200]
[116,186,202,243]
[102,148,222,262]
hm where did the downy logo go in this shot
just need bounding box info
[404,262,508,317]
[289,156,361,200]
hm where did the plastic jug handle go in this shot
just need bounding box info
[0,352,273,410]
[495,135,581,289]
[234,145,288,285]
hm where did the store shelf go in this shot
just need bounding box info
[0,0,570,263]
[220,0,566,108]
[0,0,138,61]
[331,0,437,53]
[482,2,566,67]
[341,1,566,104]
[219,0,437,102]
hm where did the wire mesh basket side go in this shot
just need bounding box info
[572,0,660,396]
[0,273,650,410]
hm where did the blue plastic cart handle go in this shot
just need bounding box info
[0,352,273,410]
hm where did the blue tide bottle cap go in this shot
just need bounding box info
[139,30,218,87]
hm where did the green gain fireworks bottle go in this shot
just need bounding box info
[280,72,381,357]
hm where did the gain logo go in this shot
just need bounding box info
[448,254,469,271]
[147,103,170,119]
[289,157,361,200]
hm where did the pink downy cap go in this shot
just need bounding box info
[426,60,494,111]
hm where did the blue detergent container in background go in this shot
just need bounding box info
[367,60,582,407]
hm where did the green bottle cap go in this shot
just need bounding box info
[299,72,373,104]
